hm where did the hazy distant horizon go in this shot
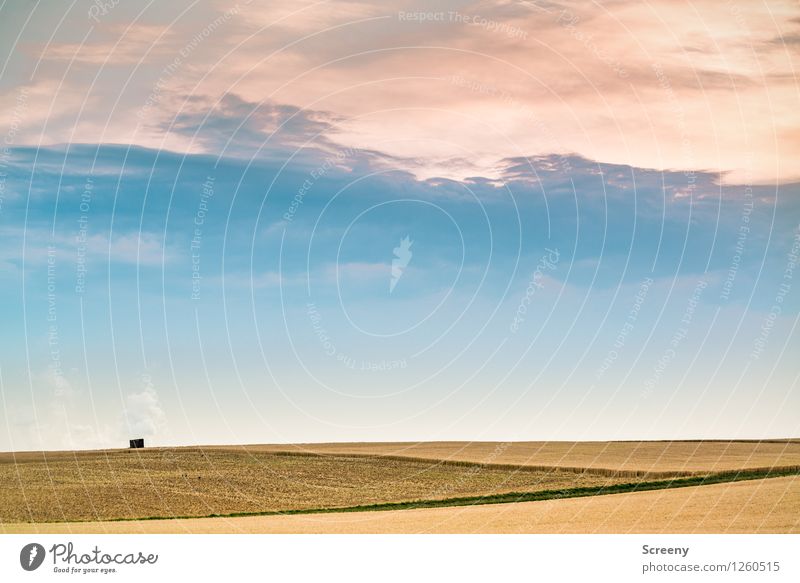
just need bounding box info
[5,433,800,455]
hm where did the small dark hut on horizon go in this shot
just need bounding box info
[129,438,144,449]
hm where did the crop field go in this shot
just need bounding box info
[1,441,798,531]
[0,448,625,523]
[5,475,798,535]
[243,439,800,473]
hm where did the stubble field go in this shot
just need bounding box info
[2,440,798,532]
[0,448,624,523]
[8,475,797,534]
[245,439,800,473]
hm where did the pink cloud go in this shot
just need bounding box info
[7,0,800,184]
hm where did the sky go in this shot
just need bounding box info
[0,0,798,450]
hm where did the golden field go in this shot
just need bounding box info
[0,447,623,523]
[5,476,798,534]
[1,440,798,533]
[242,439,800,473]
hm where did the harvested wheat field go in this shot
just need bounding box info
[1,440,798,532]
[5,475,798,534]
[240,439,800,473]
[0,447,626,523]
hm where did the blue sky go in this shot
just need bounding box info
[0,0,798,449]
